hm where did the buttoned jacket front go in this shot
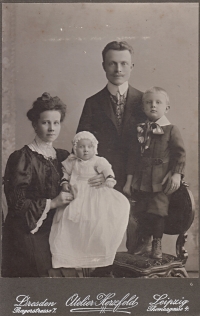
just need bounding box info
[130,124,186,192]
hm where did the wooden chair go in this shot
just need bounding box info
[113,182,195,278]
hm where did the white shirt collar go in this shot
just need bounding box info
[153,115,171,126]
[107,81,129,96]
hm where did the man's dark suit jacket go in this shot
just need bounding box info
[77,85,145,192]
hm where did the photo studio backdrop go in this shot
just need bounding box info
[2,3,198,271]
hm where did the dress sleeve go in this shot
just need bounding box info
[4,149,51,233]
[95,157,115,179]
[95,157,116,188]
[61,157,74,181]
[169,125,186,175]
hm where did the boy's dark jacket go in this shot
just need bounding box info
[127,123,186,192]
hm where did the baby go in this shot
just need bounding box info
[50,131,130,276]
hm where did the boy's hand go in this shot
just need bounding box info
[162,171,181,195]
[123,183,132,197]
[170,173,181,193]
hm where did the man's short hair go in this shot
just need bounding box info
[142,87,170,105]
[102,41,133,62]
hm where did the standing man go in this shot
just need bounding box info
[77,41,145,192]
[77,41,146,275]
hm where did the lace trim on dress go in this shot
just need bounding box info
[30,199,51,234]
[28,135,56,159]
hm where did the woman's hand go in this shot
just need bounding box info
[88,173,105,188]
[50,191,74,209]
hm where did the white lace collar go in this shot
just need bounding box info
[28,135,56,159]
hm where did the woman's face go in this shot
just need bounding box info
[34,110,61,142]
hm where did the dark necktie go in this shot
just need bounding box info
[110,91,126,133]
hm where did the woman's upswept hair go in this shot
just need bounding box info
[27,92,67,123]
[142,87,170,105]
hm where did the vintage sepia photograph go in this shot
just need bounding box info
[1,2,199,315]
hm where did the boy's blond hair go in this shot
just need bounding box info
[142,87,170,105]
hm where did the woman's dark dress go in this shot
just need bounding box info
[2,145,69,277]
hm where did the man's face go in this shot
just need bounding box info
[102,49,133,86]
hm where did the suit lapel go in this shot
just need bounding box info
[100,87,118,130]
[122,85,136,128]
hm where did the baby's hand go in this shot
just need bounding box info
[123,183,132,197]
[105,178,116,188]
[62,183,70,192]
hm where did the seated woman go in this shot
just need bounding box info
[2,92,75,277]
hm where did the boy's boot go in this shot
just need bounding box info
[134,235,152,255]
[151,238,162,259]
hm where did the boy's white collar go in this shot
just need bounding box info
[150,115,171,126]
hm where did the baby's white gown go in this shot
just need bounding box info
[49,155,130,268]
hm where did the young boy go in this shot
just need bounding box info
[123,87,186,259]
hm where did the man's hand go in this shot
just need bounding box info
[88,173,105,188]
[123,183,132,197]
[123,175,133,197]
